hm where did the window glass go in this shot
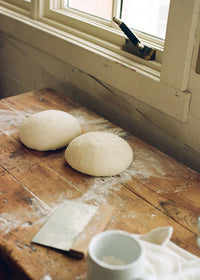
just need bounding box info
[64,0,170,39]
[64,0,113,21]
[121,0,170,39]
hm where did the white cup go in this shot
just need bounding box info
[87,230,144,280]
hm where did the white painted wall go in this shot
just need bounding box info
[0,15,200,172]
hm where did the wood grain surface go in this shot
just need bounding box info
[0,88,200,280]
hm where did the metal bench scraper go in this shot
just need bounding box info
[32,200,115,259]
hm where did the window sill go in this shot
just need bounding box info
[0,5,191,122]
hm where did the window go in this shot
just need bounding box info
[63,0,170,40]
[64,0,113,21]
[3,0,31,12]
[0,0,199,121]
[39,0,168,64]
[121,0,170,40]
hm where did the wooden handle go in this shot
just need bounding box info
[69,204,115,259]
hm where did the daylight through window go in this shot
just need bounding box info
[64,0,170,40]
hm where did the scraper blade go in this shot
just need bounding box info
[32,200,114,258]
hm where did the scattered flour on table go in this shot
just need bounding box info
[0,108,56,136]
[0,109,190,232]
[41,275,52,280]
[127,210,156,220]
[128,156,166,178]
[75,275,86,280]
[71,144,188,205]
[75,176,122,205]
[73,153,168,206]
[0,109,24,135]
[72,151,171,205]
[0,198,52,234]
[73,109,129,138]
[29,198,52,216]
[21,108,43,117]
[0,213,22,234]
[72,109,183,179]
[174,185,188,192]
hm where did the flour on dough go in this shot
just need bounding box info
[65,132,133,176]
[19,110,81,151]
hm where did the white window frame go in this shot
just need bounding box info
[0,0,199,121]
[1,0,30,14]
[34,0,164,65]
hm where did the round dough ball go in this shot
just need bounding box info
[19,110,81,151]
[65,132,133,176]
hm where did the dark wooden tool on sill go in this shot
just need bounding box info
[113,17,156,60]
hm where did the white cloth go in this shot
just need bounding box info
[133,227,200,280]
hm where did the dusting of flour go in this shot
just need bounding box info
[0,108,190,236]
[0,198,52,235]
[75,176,122,205]
[41,276,52,280]
[67,109,188,205]
[72,108,182,179]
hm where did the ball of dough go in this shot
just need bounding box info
[19,110,81,151]
[65,132,133,176]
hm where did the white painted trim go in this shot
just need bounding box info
[0,0,30,16]
[0,3,193,121]
[38,0,164,64]
[161,0,200,91]
[3,0,30,11]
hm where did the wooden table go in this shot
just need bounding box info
[0,88,200,280]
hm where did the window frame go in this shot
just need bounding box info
[3,0,30,10]
[60,0,121,26]
[37,0,199,91]
[0,0,199,122]
[36,0,164,64]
